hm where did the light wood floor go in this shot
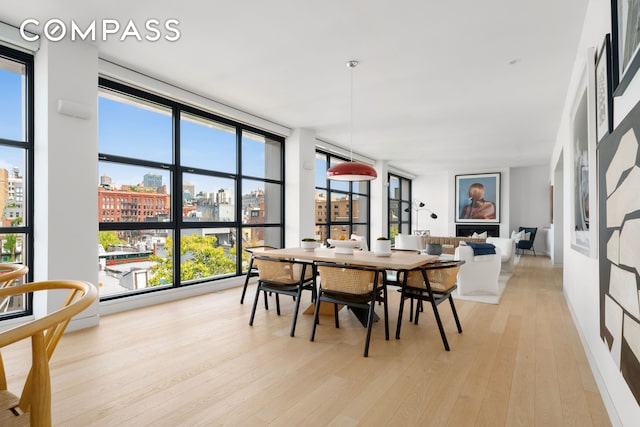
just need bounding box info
[3,256,611,426]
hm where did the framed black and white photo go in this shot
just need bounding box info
[596,34,614,143]
[611,0,640,95]
[455,173,500,223]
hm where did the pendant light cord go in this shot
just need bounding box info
[347,60,358,162]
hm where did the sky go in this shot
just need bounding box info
[0,62,272,197]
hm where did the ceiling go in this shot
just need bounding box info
[1,1,588,176]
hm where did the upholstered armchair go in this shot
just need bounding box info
[486,237,516,273]
[454,244,501,296]
[515,227,537,256]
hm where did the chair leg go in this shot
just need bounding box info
[449,295,463,333]
[382,286,389,340]
[310,295,322,342]
[396,290,406,339]
[429,298,450,351]
[290,288,304,337]
[249,283,262,326]
[363,299,376,357]
[334,303,340,328]
[275,294,281,315]
[240,259,254,304]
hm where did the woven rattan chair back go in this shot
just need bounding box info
[317,265,374,294]
[405,260,463,292]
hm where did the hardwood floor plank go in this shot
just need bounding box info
[0,255,610,426]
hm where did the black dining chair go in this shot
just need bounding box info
[395,260,465,351]
[240,245,277,304]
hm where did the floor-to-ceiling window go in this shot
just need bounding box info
[98,79,284,299]
[388,173,411,245]
[314,150,370,245]
[0,45,33,317]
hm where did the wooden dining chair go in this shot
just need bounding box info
[395,260,465,351]
[311,262,388,357]
[249,255,317,337]
[0,263,29,313]
[0,280,97,426]
[239,245,277,304]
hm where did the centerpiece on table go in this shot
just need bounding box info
[327,235,361,255]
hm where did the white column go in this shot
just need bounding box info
[33,38,99,329]
[284,128,316,247]
[370,160,388,239]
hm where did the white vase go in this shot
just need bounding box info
[373,239,391,256]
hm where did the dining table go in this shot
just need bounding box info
[255,247,439,326]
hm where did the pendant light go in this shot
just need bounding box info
[327,60,377,181]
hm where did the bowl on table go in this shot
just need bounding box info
[327,239,361,255]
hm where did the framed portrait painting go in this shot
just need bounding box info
[455,173,500,223]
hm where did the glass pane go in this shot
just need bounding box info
[180,113,236,173]
[315,224,328,245]
[389,200,399,223]
[352,194,368,222]
[0,56,26,142]
[241,225,281,250]
[400,178,410,199]
[315,190,327,224]
[315,153,327,188]
[328,158,349,192]
[352,179,369,195]
[242,131,281,180]
[183,173,235,222]
[389,224,399,243]
[98,89,172,163]
[389,176,400,199]
[329,224,350,240]
[98,229,173,297]
[0,146,26,226]
[330,192,350,222]
[180,228,237,283]
[400,201,410,222]
[0,232,26,263]
[351,225,368,241]
[99,163,171,222]
[242,180,281,224]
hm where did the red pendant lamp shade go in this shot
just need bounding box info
[327,60,378,182]
[327,161,377,181]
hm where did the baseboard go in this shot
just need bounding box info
[564,288,621,426]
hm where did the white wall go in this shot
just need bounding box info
[33,38,100,329]
[509,165,552,255]
[552,1,640,424]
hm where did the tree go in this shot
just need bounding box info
[148,234,239,286]
[98,231,125,251]
[3,234,17,261]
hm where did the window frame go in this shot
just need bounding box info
[0,45,35,319]
[388,173,412,244]
[98,78,285,300]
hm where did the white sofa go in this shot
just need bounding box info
[486,237,516,273]
[454,244,502,296]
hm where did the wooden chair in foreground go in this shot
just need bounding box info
[311,262,388,357]
[0,263,29,313]
[395,260,465,351]
[0,280,97,426]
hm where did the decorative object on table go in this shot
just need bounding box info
[611,0,640,95]
[327,238,361,255]
[597,98,640,405]
[596,33,614,143]
[300,238,319,251]
[455,173,500,223]
[403,201,437,234]
[426,243,443,256]
[326,60,377,181]
[372,237,392,256]
[350,234,368,251]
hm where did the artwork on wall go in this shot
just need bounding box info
[570,47,598,257]
[596,33,614,143]
[455,173,500,223]
[598,98,640,406]
[611,0,640,95]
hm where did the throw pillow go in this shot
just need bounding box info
[471,231,488,239]
[511,230,524,242]
[524,232,531,241]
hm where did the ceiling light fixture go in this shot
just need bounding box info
[327,60,377,181]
